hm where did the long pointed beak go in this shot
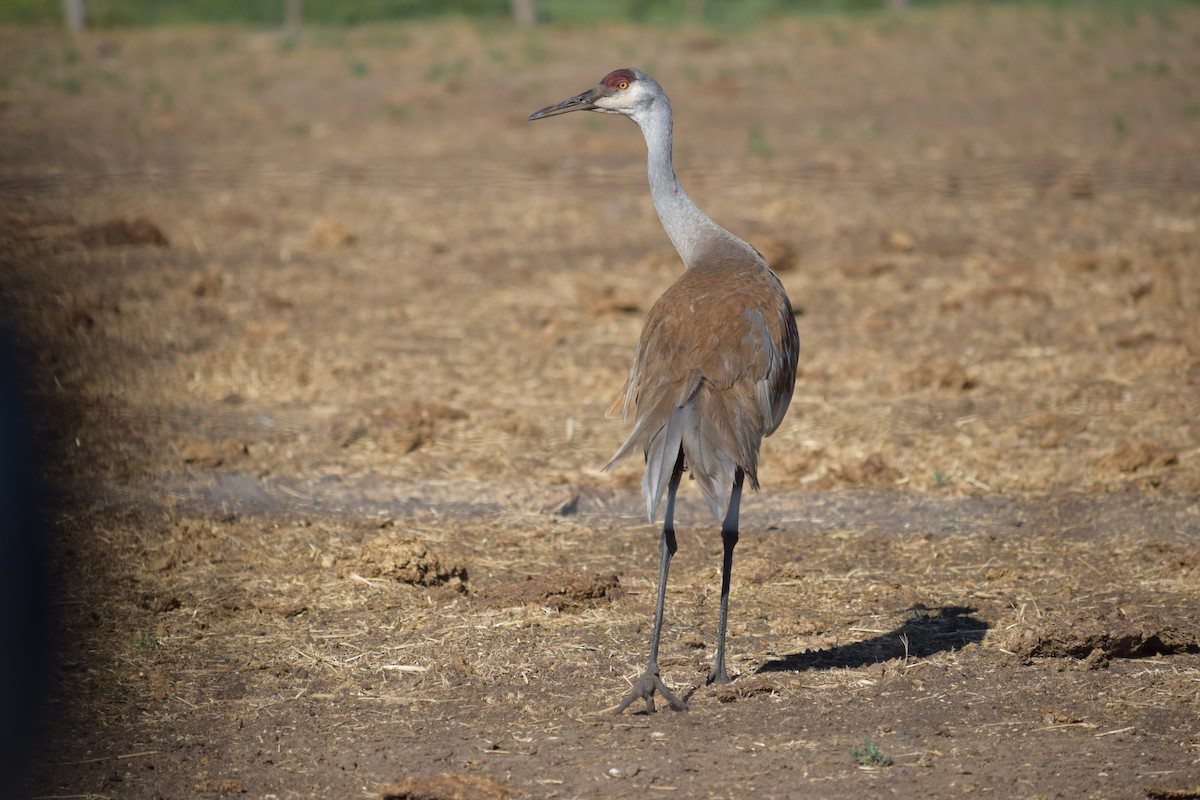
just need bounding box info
[528,87,601,121]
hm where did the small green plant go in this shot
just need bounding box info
[825,24,850,47]
[141,74,174,112]
[485,45,509,66]
[746,123,774,158]
[849,737,893,767]
[56,76,84,95]
[425,58,469,83]
[362,27,412,51]
[521,36,550,66]
[933,470,949,487]
[1146,60,1170,77]
[386,102,410,122]
[134,631,159,650]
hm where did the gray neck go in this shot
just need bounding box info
[633,101,746,269]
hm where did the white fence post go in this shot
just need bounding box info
[285,0,303,29]
[511,0,536,26]
[63,0,86,34]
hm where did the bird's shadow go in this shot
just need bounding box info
[755,605,989,674]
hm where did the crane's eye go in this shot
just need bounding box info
[617,80,629,90]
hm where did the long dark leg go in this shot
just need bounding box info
[615,448,687,714]
[707,467,744,685]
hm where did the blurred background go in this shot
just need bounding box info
[3,0,1173,29]
[1,0,1196,510]
[3,0,1198,796]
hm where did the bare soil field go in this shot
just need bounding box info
[2,6,1199,798]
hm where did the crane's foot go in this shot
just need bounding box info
[614,670,686,715]
[706,664,731,686]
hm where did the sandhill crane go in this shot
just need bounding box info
[530,68,799,714]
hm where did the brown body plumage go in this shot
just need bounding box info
[607,242,798,522]
[530,68,799,714]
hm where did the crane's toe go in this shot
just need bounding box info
[614,670,686,715]
[706,665,732,686]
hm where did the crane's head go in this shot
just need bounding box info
[528,68,663,123]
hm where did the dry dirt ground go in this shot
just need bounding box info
[2,6,1200,799]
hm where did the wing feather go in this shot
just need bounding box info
[604,252,799,522]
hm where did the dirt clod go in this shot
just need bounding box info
[1145,781,1200,800]
[757,235,798,272]
[347,536,468,590]
[481,568,621,611]
[880,229,915,253]
[307,215,356,249]
[714,675,783,702]
[839,452,903,485]
[335,403,469,453]
[1094,441,1179,474]
[178,439,249,467]
[74,216,168,247]
[380,774,513,800]
[139,593,181,613]
[897,359,975,392]
[1000,610,1198,664]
